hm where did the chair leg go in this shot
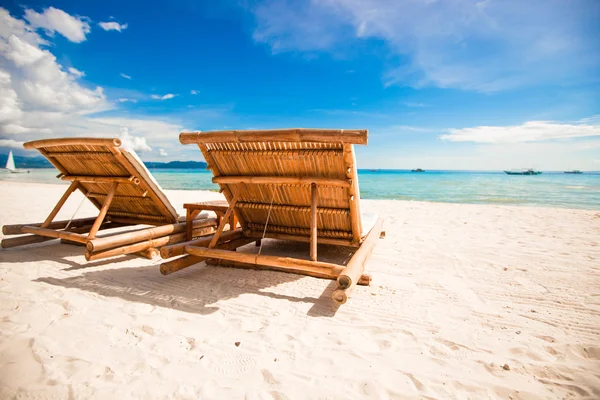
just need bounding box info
[87,182,118,239]
[41,180,79,228]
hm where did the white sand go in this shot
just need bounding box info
[1,180,599,399]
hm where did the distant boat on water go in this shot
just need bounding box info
[411,168,425,173]
[504,169,541,175]
[564,170,582,174]
[4,151,29,174]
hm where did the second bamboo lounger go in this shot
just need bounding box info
[1,137,216,260]
[160,128,384,304]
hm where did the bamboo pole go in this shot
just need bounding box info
[159,237,256,275]
[236,202,349,215]
[87,193,150,199]
[343,144,363,244]
[135,248,159,260]
[86,232,180,261]
[184,246,344,274]
[21,226,87,243]
[209,190,240,248]
[213,176,351,188]
[310,183,318,261]
[2,216,97,235]
[206,259,371,285]
[40,180,79,228]
[87,182,118,239]
[1,222,126,249]
[245,231,357,247]
[337,217,384,290]
[85,226,216,261]
[23,138,121,150]
[86,217,217,252]
[332,287,353,305]
[104,211,167,221]
[61,175,139,185]
[179,129,368,145]
[160,228,244,259]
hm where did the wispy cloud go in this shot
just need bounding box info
[190,90,198,95]
[151,93,177,100]
[120,73,132,80]
[248,0,600,91]
[98,21,128,32]
[68,67,85,78]
[0,7,185,156]
[158,148,168,156]
[24,6,90,43]
[117,98,137,103]
[0,139,24,148]
[441,118,600,144]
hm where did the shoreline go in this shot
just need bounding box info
[0,180,597,213]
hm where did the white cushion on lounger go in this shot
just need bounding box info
[360,212,378,237]
[119,145,179,219]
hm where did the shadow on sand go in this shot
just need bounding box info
[3,238,353,317]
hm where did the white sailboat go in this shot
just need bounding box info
[4,151,29,173]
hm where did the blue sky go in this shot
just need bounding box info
[0,0,599,169]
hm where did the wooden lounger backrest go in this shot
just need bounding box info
[23,138,179,225]
[180,129,368,245]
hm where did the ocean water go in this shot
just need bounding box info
[2,169,599,210]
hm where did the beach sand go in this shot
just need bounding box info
[1,180,599,399]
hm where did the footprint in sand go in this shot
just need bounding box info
[204,354,257,377]
[534,335,556,343]
[429,338,473,360]
[579,345,600,360]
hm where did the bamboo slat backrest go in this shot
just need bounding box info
[180,129,368,244]
[23,138,178,225]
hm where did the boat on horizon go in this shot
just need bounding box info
[504,169,542,175]
[564,170,583,174]
[411,168,425,173]
[4,151,29,174]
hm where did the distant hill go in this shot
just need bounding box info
[0,153,207,170]
[0,153,52,168]
[142,160,208,169]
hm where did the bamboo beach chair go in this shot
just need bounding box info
[1,138,217,260]
[159,129,384,304]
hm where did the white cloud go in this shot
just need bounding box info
[190,90,198,95]
[441,119,600,144]
[249,0,599,91]
[0,8,107,138]
[117,98,137,103]
[120,73,131,80]
[24,7,90,43]
[404,102,426,108]
[119,127,151,152]
[0,7,186,156]
[68,67,85,77]
[151,94,177,100]
[0,138,24,148]
[158,148,168,156]
[98,21,128,32]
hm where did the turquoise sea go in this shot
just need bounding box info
[2,169,599,210]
